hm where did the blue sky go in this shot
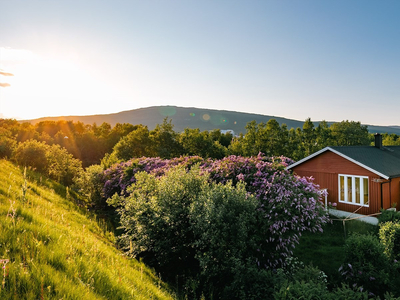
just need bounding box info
[0,0,399,125]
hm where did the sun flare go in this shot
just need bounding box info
[0,47,116,119]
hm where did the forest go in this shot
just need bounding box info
[0,117,378,187]
[2,117,400,299]
[0,117,380,166]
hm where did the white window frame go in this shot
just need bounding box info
[338,174,369,207]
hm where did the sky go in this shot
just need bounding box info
[0,0,399,125]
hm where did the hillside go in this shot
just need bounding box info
[23,106,400,135]
[24,106,303,134]
[0,160,175,299]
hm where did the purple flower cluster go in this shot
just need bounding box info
[102,156,207,199]
[102,153,328,269]
[202,153,328,268]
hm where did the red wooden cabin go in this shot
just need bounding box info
[287,134,400,215]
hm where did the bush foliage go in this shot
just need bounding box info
[340,233,392,297]
[379,221,400,261]
[107,155,329,298]
[13,139,83,186]
[379,209,400,224]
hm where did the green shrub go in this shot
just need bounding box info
[73,164,105,206]
[191,180,260,299]
[340,233,392,297]
[379,209,400,224]
[221,264,278,300]
[13,140,82,186]
[379,222,400,296]
[330,284,369,300]
[13,139,49,172]
[274,281,374,300]
[273,259,373,299]
[379,221,400,261]
[0,135,17,159]
[281,257,328,286]
[273,280,329,300]
[46,144,82,186]
[109,165,279,299]
[382,293,400,300]
[108,166,207,283]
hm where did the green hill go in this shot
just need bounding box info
[24,106,304,134]
[23,105,400,135]
[0,159,175,299]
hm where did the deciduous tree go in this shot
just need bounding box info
[330,120,369,146]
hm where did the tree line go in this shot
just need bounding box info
[0,119,135,167]
[0,116,385,185]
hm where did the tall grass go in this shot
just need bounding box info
[0,160,175,299]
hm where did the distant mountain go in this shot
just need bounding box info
[366,125,400,135]
[23,105,400,135]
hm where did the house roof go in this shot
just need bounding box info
[287,146,400,180]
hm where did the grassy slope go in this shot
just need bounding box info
[0,159,175,300]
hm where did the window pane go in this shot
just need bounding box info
[355,177,360,204]
[347,177,353,202]
[340,176,345,201]
[363,178,369,205]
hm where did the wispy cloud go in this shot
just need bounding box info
[0,71,14,76]
[0,69,14,87]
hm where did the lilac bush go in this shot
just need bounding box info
[102,153,329,269]
[102,156,206,199]
[202,153,329,268]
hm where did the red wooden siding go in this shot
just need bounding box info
[291,151,395,215]
[390,178,400,209]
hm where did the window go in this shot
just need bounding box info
[339,174,369,206]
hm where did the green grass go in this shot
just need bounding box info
[293,216,378,288]
[0,159,175,299]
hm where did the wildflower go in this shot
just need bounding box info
[236,173,245,181]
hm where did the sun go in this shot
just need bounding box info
[0,47,116,120]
